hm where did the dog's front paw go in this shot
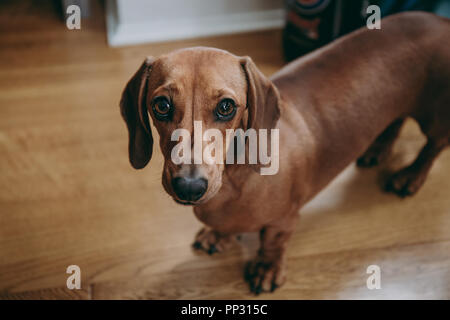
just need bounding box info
[245,257,286,294]
[357,146,390,168]
[192,227,237,255]
[385,168,426,197]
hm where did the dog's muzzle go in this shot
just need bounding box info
[171,177,208,202]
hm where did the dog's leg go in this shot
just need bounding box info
[386,138,448,197]
[357,118,405,167]
[245,214,299,294]
[192,227,238,255]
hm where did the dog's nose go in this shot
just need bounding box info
[172,177,208,201]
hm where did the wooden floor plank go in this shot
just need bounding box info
[0,287,91,300]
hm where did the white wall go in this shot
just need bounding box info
[106,0,285,47]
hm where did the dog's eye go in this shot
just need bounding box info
[215,99,236,121]
[152,96,172,120]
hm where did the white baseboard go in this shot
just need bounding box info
[106,0,285,47]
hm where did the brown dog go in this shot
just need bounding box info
[120,12,449,294]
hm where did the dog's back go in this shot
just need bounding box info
[273,11,450,197]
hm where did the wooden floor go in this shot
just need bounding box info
[1,1,449,300]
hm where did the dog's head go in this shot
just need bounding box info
[120,47,280,205]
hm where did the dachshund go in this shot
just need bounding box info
[120,12,450,294]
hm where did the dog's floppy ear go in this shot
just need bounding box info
[240,56,280,131]
[120,57,154,169]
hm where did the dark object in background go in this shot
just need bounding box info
[283,0,439,61]
[58,0,91,20]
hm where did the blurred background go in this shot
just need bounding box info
[0,0,449,299]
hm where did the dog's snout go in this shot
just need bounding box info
[172,177,208,202]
